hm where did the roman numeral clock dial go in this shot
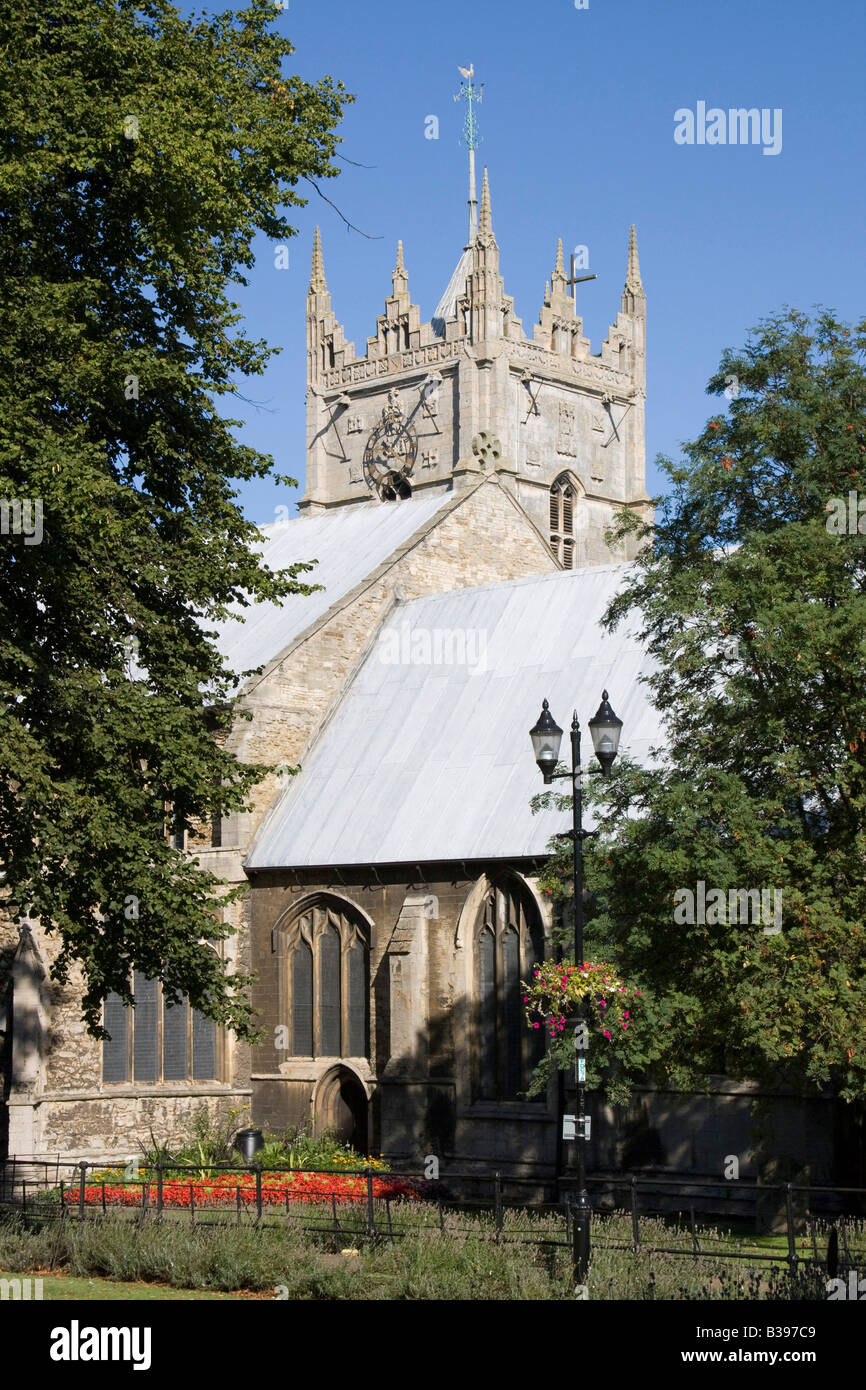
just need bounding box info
[362,390,417,500]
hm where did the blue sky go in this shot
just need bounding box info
[203,0,866,524]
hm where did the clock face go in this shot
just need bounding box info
[362,394,417,496]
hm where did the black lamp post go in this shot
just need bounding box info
[529,690,622,1285]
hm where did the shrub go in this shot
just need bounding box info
[1,1203,848,1300]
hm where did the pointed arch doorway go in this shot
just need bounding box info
[315,1066,369,1152]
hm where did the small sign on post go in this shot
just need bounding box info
[577,1057,586,1083]
[562,1114,577,1141]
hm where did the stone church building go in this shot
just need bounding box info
[0,169,838,1187]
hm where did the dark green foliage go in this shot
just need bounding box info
[536,310,866,1103]
[0,1,350,1035]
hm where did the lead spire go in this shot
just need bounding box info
[309,225,327,294]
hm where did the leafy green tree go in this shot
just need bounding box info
[0,0,350,1035]
[533,309,866,1107]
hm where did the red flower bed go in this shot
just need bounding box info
[66,1171,429,1208]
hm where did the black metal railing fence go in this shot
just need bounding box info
[1,1156,864,1280]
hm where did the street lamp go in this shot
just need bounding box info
[529,699,563,784]
[529,689,622,1286]
[587,691,623,779]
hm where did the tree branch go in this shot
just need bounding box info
[301,176,382,239]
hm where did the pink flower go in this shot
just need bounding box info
[603,1029,611,1038]
[533,1022,540,1029]
[600,999,606,1006]
[523,996,530,1003]
[636,989,642,996]
[624,1011,629,1019]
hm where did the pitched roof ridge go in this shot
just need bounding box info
[390,554,637,613]
[236,484,487,696]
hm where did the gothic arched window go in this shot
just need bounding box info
[550,474,577,569]
[474,878,545,1102]
[274,897,370,1060]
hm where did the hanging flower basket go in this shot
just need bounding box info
[522,959,642,1044]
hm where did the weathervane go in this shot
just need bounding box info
[454,64,484,242]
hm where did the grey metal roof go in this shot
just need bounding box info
[212,492,454,686]
[245,562,664,870]
[431,247,473,338]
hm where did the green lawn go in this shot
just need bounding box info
[0,1269,259,1300]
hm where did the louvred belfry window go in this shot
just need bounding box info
[550,474,577,568]
[274,897,370,1059]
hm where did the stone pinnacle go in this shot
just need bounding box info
[309,225,327,293]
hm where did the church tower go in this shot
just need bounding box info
[300,73,652,567]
